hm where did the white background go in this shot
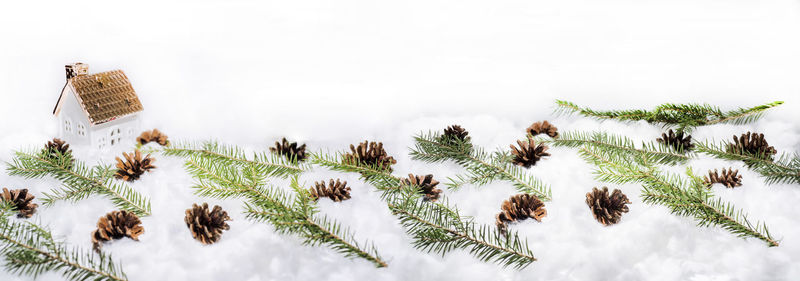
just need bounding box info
[1,0,799,280]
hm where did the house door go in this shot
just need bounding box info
[109,127,122,146]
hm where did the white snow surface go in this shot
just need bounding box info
[2,0,800,280]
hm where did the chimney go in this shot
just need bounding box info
[65,62,88,80]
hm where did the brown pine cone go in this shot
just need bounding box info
[527,120,559,138]
[510,136,550,168]
[137,129,170,146]
[495,194,547,235]
[185,203,232,245]
[343,141,397,172]
[114,150,156,182]
[91,210,144,251]
[1,188,38,218]
[703,168,742,188]
[270,138,307,162]
[310,179,352,202]
[726,132,777,161]
[43,138,73,168]
[442,125,470,143]
[586,186,631,226]
[401,174,443,202]
[656,129,694,151]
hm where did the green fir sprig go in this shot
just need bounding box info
[178,152,386,267]
[6,150,151,217]
[536,131,692,166]
[410,131,551,201]
[311,152,538,269]
[0,204,128,281]
[573,138,779,247]
[162,141,309,178]
[555,100,783,132]
[696,141,800,185]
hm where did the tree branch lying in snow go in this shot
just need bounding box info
[555,100,783,132]
[311,152,538,269]
[0,202,129,281]
[6,150,152,217]
[554,132,779,247]
[162,141,310,178]
[171,143,386,268]
[695,141,800,185]
[409,131,551,202]
[537,130,692,166]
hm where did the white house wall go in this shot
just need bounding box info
[89,113,140,150]
[57,86,91,145]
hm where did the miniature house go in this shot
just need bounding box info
[52,63,143,150]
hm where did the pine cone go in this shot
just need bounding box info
[703,168,742,188]
[1,188,38,218]
[656,129,693,151]
[269,138,307,162]
[510,136,550,168]
[726,132,777,161]
[495,194,547,235]
[527,120,559,138]
[401,174,443,202]
[137,129,170,146]
[185,203,232,245]
[310,179,351,202]
[442,125,470,143]
[343,141,397,172]
[43,138,73,168]
[585,186,631,226]
[114,150,156,182]
[91,210,144,251]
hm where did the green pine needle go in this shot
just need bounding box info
[410,131,552,201]
[6,150,152,217]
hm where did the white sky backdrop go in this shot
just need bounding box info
[1,0,800,280]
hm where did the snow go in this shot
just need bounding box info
[2,0,800,280]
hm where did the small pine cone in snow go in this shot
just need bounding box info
[703,168,742,188]
[495,194,547,235]
[185,203,232,245]
[91,210,144,252]
[656,129,694,152]
[527,120,559,138]
[510,136,550,168]
[343,141,397,172]
[401,174,443,202]
[441,125,470,143]
[137,129,170,146]
[585,186,631,226]
[310,179,351,202]
[1,188,38,218]
[114,150,156,182]
[726,132,777,161]
[269,137,307,162]
[42,138,73,168]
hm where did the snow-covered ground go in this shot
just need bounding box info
[2,0,800,280]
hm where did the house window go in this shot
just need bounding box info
[64,119,73,134]
[98,137,106,149]
[109,128,121,146]
[77,123,86,137]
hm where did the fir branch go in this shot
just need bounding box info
[0,205,128,281]
[555,100,783,131]
[538,131,692,165]
[6,151,151,217]
[695,141,800,185]
[577,145,779,247]
[162,141,309,178]
[410,132,551,201]
[182,156,386,267]
[311,152,538,269]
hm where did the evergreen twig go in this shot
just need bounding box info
[536,131,692,165]
[696,141,800,185]
[575,143,779,247]
[409,132,551,201]
[555,100,783,132]
[181,155,386,267]
[6,150,151,217]
[0,204,128,281]
[162,141,309,178]
[311,152,538,269]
